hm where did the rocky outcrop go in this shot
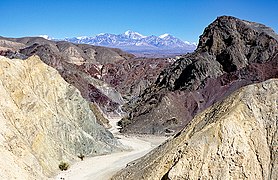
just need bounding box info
[0,38,27,59]
[0,56,123,179]
[119,16,278,135]
[112,79,278,180]
[101,57,173,100]
[0,37,26,51]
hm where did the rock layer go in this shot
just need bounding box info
[120,16,278,135]
[0,56,122,179]
[112,79,278,180]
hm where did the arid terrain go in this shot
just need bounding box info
[56,117,167,180]
[0,15,277,180]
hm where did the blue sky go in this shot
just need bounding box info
[0,0,277,42]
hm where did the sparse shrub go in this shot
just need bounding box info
[117,117,131,128]
[59,162,69,171]
[78,153,85,161]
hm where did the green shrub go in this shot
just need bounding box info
[59,162,69,171]
[78,153,85,161]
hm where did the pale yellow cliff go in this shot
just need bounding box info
[112,79,278,180]
[0,56,122,179]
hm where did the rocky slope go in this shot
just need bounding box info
[0,36,133,116]
[0,36,171,120]
[119,16,278,135]
[0,56,123,179]
[112,78,278,180]
[101,57,173,101]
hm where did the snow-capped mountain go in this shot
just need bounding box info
[64,30,196,56]
[124,30,146,40]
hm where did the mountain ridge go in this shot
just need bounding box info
[63,30,196,56]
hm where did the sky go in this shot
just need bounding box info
[0,0,277,42]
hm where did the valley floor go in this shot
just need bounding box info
[55,118,167,180]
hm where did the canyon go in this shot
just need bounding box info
[0,15,277,180]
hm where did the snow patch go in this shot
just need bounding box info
[39,35,53,40]
[159,34,170,38]
[184,41,197,46]
[124,30,146,39]
[77,36,88,40]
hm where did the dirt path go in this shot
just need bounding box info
[55,117,167,180]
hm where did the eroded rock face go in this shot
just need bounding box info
[0,56,123,179]
[101,57,173,100]
[24,43,127,118]
[1,36,172,119]
[0,36,133,118]
[112,79,278,180]
[120,16,278,135]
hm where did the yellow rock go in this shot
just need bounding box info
[0,56,122,179]
[112,79,278,180]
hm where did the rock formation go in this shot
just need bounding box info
[0,56,123,179]
[0,36,171,120]
[101,57,173,100]
[18,39,130,117]
[119,16,278,135]
[112,79,278,180]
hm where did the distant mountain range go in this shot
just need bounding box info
[62,30,197,56]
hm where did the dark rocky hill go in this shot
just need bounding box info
[100,57,173,101]
[119,16,278,135]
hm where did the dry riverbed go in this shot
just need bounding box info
[55,117,167,180]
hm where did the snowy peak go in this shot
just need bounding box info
[159,33,170,39]
[64,31,197,55]
[76,36,88,40]
[124,30,146,39]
